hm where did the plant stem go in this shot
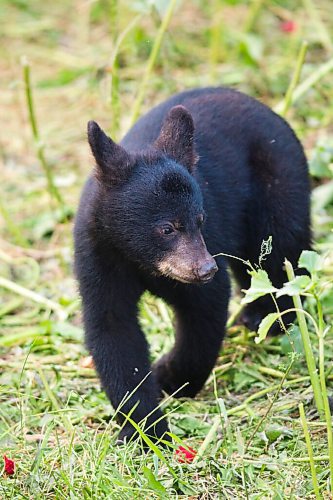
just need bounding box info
[108,0,120,140]
[0,275,66,319]
[227,375,310,416]
[110,55,120,139]
[279,40,308,117]
[108,0,118,39]
[299,403,321,499]
[209,0,224,82]
[275,56,333,114]
[21,57,64,207]
[316,294,333,493]
[242,455,329,464]
[243,0,264,33]
[130,0,178,125]
[283,455,329,463]
[107,14,141,139]
[284,259,324,413]
[0,327,44,347]
[193,415,221,463]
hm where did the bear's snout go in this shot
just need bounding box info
[157,234,218,284]
[196,258,218,283]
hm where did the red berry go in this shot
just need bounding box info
[3,455,15,475]
[175,445,197,463]
[280,20,297,33]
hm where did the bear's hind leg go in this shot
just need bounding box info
[231,132,311,333]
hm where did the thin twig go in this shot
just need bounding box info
[245,356,294,452]
[227,375,310,416]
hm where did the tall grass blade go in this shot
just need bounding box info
[275,56,333,113]
[316,296,333,493]
[279,40,308,117]
[21,57,64,208]
[284,259,324,413]
[299,403,321,499]
[130,0,178,125]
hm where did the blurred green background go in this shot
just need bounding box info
[1,0,333,497]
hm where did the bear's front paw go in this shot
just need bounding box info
[153,355,178,396]
[239,298,295,334]
[238,304,264,332]
[153,355,194,398]
[117,422,137,445]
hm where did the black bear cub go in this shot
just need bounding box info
[74,87,310,443]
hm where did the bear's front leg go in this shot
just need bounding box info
[76,252,169,444]
[153,269,230,398]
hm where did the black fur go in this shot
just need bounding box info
[74,87,311,443]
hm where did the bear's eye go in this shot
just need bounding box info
[160,224,175,235]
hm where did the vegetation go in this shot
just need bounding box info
[1,0,333,497]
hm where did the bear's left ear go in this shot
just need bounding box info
[87,121,134,185]
[154,105,198,173]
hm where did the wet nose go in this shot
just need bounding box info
[197,259,218,282]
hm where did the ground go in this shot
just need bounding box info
[0,0,333,498]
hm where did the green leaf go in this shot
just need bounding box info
[143,466,167,494]
[238,33,263,65]
[176,416,210,436]
[51,322,83,341]
[309,142,333,178]
[265,424,293,443]
[241,269,278,304]
[25,207,73,240]
[298,250,322,274]
[255,313,280,343]
[37,68,90,88]
[276,275,312,297]
[312,180,333,211]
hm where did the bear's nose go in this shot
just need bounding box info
[197,259,218,282]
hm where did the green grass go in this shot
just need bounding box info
[1,0,333,497]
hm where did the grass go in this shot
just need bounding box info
[1,0,333,497]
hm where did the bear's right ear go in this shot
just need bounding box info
[154,105,198,173]
[87,121,133,185]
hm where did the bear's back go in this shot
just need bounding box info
[121,87,297,156]
[121,87,307,193]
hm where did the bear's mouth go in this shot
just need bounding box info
[156,264,216,285]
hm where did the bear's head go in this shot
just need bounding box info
[87,105,218,284]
